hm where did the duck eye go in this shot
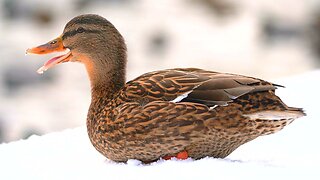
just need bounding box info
[50,40,57,44]
[76,27,85,33]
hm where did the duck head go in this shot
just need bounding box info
[26,14,127,76]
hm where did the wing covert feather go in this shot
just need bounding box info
[121,68,279,107]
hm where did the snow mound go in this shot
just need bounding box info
[0,70,319,180]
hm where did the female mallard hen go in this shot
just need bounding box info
[26,14,305,163]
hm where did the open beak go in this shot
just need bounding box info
[26,35,73,74]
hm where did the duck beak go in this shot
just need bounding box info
[26,35,73,74]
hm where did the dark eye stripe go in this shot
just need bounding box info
[62,29,101,40]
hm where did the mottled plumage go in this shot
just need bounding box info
[27,14,305,163]
[87,68,304,162]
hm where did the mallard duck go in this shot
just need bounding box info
[26,14,305,163]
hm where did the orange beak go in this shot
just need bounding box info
[26,35,73,74]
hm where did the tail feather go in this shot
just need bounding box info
[287,107,306,116]
[243,108,305,135]
[243,109,305,121]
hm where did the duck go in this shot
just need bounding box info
[26,14,305,163]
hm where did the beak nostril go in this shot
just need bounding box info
[50,40,57,45]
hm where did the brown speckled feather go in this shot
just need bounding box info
[87,68,304,162]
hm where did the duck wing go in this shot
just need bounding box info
[122,68,279,107]
[108,68,303,161]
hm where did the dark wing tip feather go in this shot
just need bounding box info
[272,83,285,88]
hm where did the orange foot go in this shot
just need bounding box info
[162,151,189,160]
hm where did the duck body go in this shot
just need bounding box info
[26,14,305,163]
[87,68,304,162]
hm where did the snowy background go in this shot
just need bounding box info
[0,0,319,179]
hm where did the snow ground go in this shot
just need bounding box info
[0,70,319,180]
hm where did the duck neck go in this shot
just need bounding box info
[84,53,127,102]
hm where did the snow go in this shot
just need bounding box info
[0,70,319,180]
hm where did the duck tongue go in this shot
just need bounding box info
[36,50,72,74]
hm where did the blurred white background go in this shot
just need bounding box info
[0,0,318,142]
